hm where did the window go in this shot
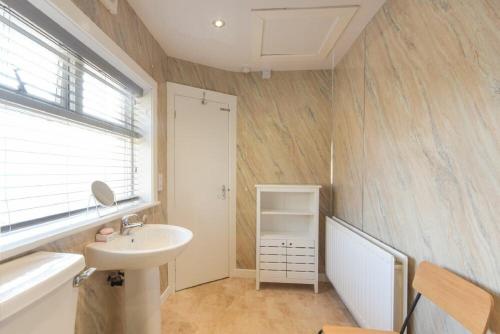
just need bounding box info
[0,1,149,233]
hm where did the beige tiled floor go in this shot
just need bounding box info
[161,278,356,334]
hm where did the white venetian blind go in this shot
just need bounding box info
[0,2,144,232]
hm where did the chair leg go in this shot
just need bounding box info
[399,292,421,334]
[319,292,421,334]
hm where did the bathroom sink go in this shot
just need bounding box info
[85,224,192,334]
[85,224,193,270]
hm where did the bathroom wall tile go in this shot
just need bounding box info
[333,0,500,332]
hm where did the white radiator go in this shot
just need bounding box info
[326,216,408,331]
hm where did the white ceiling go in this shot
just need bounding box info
[127,0,385,72]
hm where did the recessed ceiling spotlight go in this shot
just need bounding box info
[212,19,226,28]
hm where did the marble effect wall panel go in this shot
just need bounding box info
[331,33,365,230]
[166,59,332,270]
[332,0,499,332]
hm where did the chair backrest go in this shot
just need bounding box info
[412,261,494,334]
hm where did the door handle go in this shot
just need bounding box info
[221,185,227,200]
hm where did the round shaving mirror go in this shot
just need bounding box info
[91,181,115,207]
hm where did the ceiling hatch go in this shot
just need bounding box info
[252,6,358,63]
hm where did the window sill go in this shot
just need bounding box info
[0,201,160,262]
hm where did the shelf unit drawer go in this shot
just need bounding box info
[286,255,315,264]
[286,247,315,256]
[287,271,316,280]
[260,262,286,270]
[260,246,286,255]
[260,254,286,263]
[287,263,316,272]
[286,239,314,248]
[261,239,286,247]
[260,270,286,280]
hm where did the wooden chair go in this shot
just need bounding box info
[321,261,494,334]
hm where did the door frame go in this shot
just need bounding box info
[166,82,237,292]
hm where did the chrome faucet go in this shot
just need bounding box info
[120,214,144,235]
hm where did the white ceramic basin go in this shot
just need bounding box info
[85,224,193,270]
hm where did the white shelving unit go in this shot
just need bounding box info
[255,184,321,293]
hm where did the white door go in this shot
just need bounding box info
[172,93,230,291]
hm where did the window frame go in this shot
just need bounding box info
[0,4,141,138]
[0,0,158,261]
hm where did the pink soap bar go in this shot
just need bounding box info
[99,227,114,235]
[96,232,117,242]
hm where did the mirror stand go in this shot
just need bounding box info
[87,194,118,217]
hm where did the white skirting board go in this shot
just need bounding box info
[231,268,257,278]
[318,273,328,282]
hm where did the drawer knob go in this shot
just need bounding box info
[289,242,293,246]
[281,242,285,246]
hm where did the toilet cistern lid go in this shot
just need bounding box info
[0,252,85,322]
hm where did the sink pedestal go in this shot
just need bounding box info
[124,267,161,334]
